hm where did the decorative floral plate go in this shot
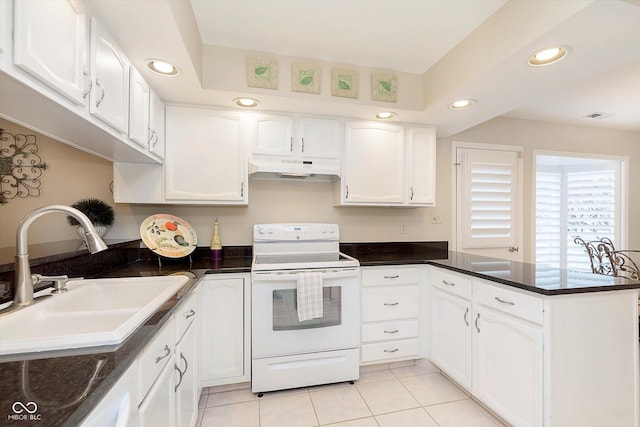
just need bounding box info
[140,214,198,258]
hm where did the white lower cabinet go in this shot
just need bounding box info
[200,274,251,387]
[138,316,176,427]
[139,355,175,427]
[428,266,638,427]
[360,266,425,364]
[473,301,543,427]
[429,268,473,389]
[174,287,201,427]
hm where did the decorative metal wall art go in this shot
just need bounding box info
[0,128,48,204]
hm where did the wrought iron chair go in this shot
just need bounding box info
[574,237,640,280]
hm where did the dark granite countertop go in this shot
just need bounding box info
[1,239,639,426]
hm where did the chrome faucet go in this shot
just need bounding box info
[12,205,108,308]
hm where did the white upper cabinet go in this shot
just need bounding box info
[165,105,248,204]
[297,116,341,159]
[407,126,436,206]
[338,121,405,205]
[251,114,294,157]
[149,90,165,158]
[250,114,340,160]
[89,17,130,133]
[129,66,150,148]
[13,0,88,106]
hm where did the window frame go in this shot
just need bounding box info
[532,150,629,265]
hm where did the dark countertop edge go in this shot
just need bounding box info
[61,269,206,427]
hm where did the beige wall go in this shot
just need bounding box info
[0,119,114,247]
[2,116,639,259]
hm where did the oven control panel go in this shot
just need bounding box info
[254,223,339,241]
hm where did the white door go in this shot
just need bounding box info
[200,277,245,381]
[251,114,294,156]
[89,18,130,133]
[165,106,247,203]
[342,122,405,204]
[407,126,436,206]
[13,0,88,105]
[454,144,523,262]
[298,116,340,159]
[473,306,543,427]
[128,66,150,148]
[430,287,472,389]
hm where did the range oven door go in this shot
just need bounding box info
[251,267,360,359]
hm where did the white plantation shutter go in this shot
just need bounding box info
[459,149,519,249]
[535,167,563,267]
[535,156,621,272]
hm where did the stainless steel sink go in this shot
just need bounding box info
[0,276,187,355]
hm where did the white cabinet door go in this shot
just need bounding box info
[89,17,130,133]
[13,0,88,106]
[165,106,247,204]
[129,66,150,148]
[251,114,294,156]
[175,324,198,427]
[407,126,436,206]
[341,122,405,204]
[200,277,246,383]
[473,306,543,427]
[149,91,165,158]
[139,355,175,427]
[298,116,340,159]
[430,287,472,389]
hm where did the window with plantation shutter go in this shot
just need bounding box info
[535,154,623,272]
[458,149,519,249]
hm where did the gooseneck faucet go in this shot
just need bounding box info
[13,205,108,308]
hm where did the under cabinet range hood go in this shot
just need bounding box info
[248,157,341,182]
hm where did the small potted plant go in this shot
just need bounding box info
[67,198,115,238]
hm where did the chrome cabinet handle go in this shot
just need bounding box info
[475,313,481,333]
[95,79,105,107]
[185,309,196,319]
[410,186,414,200]
[82,69,92,99]
[384,302,399,306]
[240,182,244,197]
[464,307,469,326]
[345,185,349,199]
[442,280,455,286]
[174,363,183,392]
[384,348,399,353]
[494,296,515,306]
[301,137,305,152]
[384,329,399,334]
[384,275,400,279]
[290,137,293,152]
[508,246,519,253]
[155,344,171,363]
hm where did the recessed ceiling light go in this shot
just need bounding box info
[145,59,180,76]
[375,111,396,119]
[448,99,476,110]
[528,46,569,66]
[233,97,260,108]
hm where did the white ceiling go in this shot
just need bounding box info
[86,0,640,137]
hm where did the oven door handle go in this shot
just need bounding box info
[252,268,360,281]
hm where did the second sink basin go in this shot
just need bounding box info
[0,275,188,356]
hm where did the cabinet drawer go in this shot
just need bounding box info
[476,280,543,325]
[361,319,418,343]
[362,285,418,322]
[362,267,419,287]
[361,339,419,362]
[138,316,176,402]
[430,267,472,300]
[176,288,199,343]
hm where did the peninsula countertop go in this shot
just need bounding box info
[1,239,639,426]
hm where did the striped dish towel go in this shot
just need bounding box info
[297,271,324,321]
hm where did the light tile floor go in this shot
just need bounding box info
[196,361,507,427]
